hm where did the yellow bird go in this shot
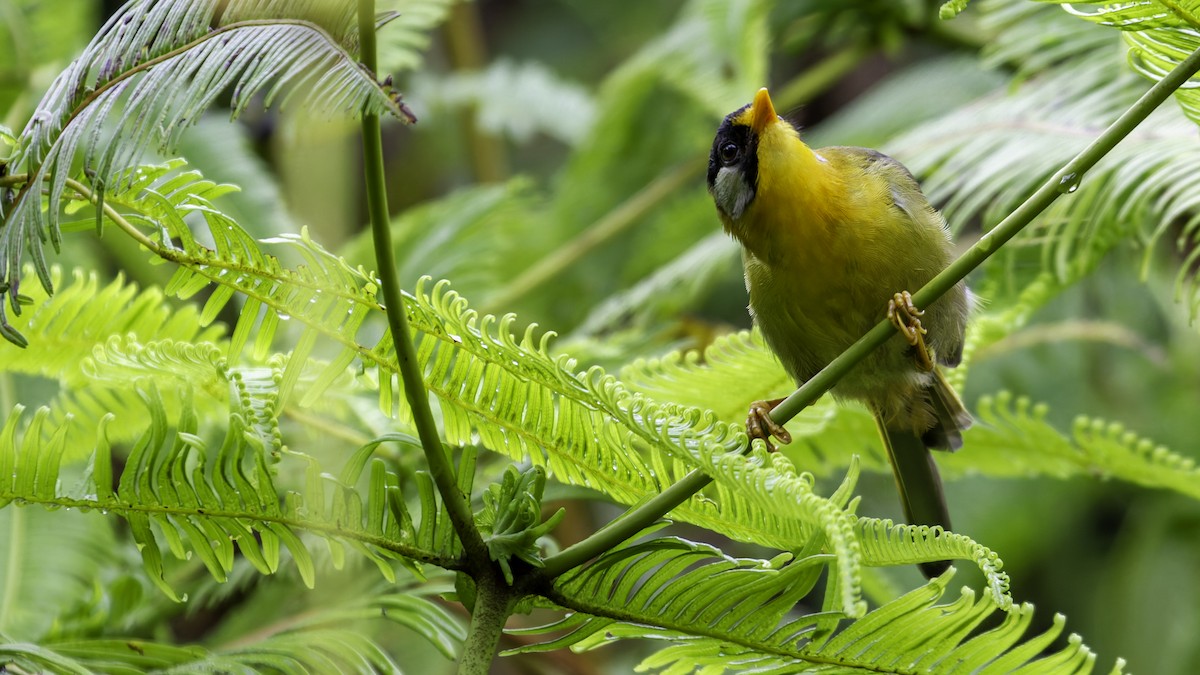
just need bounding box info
[707,88,971,577]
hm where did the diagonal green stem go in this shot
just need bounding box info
[483,159,703,313]
[357,0,489,567]
[540,44,1200,580]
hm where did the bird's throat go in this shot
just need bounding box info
[736,135,837,266]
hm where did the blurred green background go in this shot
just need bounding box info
[2,0,1199,672]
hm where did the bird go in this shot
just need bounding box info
[706,88,972,578]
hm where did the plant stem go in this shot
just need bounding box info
[444,0,508,183]
[539,469,712,579]
[356,0,489,565]
[772,45,869,114]
[540,44,1200,580]
[484,159,703,313]
[457,573,514,675]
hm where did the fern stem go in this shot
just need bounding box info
[66,19,341,125]
[541,43,1200,580]
[539,469,713,578]
[458,574,515,675]
[0,507,22,630]
[356,0,489,567]
[60,177,157,250]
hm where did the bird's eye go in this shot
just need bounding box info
[719,142,739,164]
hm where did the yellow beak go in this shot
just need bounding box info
[750,88,777,135]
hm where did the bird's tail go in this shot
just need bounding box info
[920,369,972,452]
[875,415,953,579]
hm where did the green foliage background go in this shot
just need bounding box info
[1,0,1199,672]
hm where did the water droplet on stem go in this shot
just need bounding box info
[1057,172,1080,194]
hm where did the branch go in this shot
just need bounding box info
[356,0,490,568]
[540,43,1200,580]
[483,159,703,313]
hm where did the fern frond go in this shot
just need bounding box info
[68,160,851,574]
[0,0,412,343]
[854,520,1009,603]
[476,465,566,584]
[944,390,1200,498]
[414,58,596,145]
[0,265,223,385]
[885,4,1200,321]
[0,641,100,675]
[86,338,283,453]
[0,263,237,450]
[0,507,118,641]
[891,57,1200,320]
[978,0,1117,75]
[40,629,405,674]
[376,0,456,75]
[622,329,789,422]
[5,584,465,673]
[1046,1,1200,124]
[515,539,1111,674]
[0,383,463,601]
[403,281,860,568]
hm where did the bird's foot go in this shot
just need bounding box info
[887,291,934,372]
[747,397,791,452]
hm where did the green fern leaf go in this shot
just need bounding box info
[476,464,566,584]
[945,390,1200,500]
[414,58,596,145]
[0,0,413,343]
[516,539,1113,674]
[3,581,465,673]
[0,507,118,641]
[978,0,1116,76]
[1047,0,1200,123]
[0,384,461,600]
[0,641,100,674]
[376,0,457,75]
[885,4,1200,320]
[0,265,223,386]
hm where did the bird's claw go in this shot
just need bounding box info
[747,398,791,452]
[887,291,934,372]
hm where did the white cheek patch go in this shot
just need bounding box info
[712,167,754,220]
